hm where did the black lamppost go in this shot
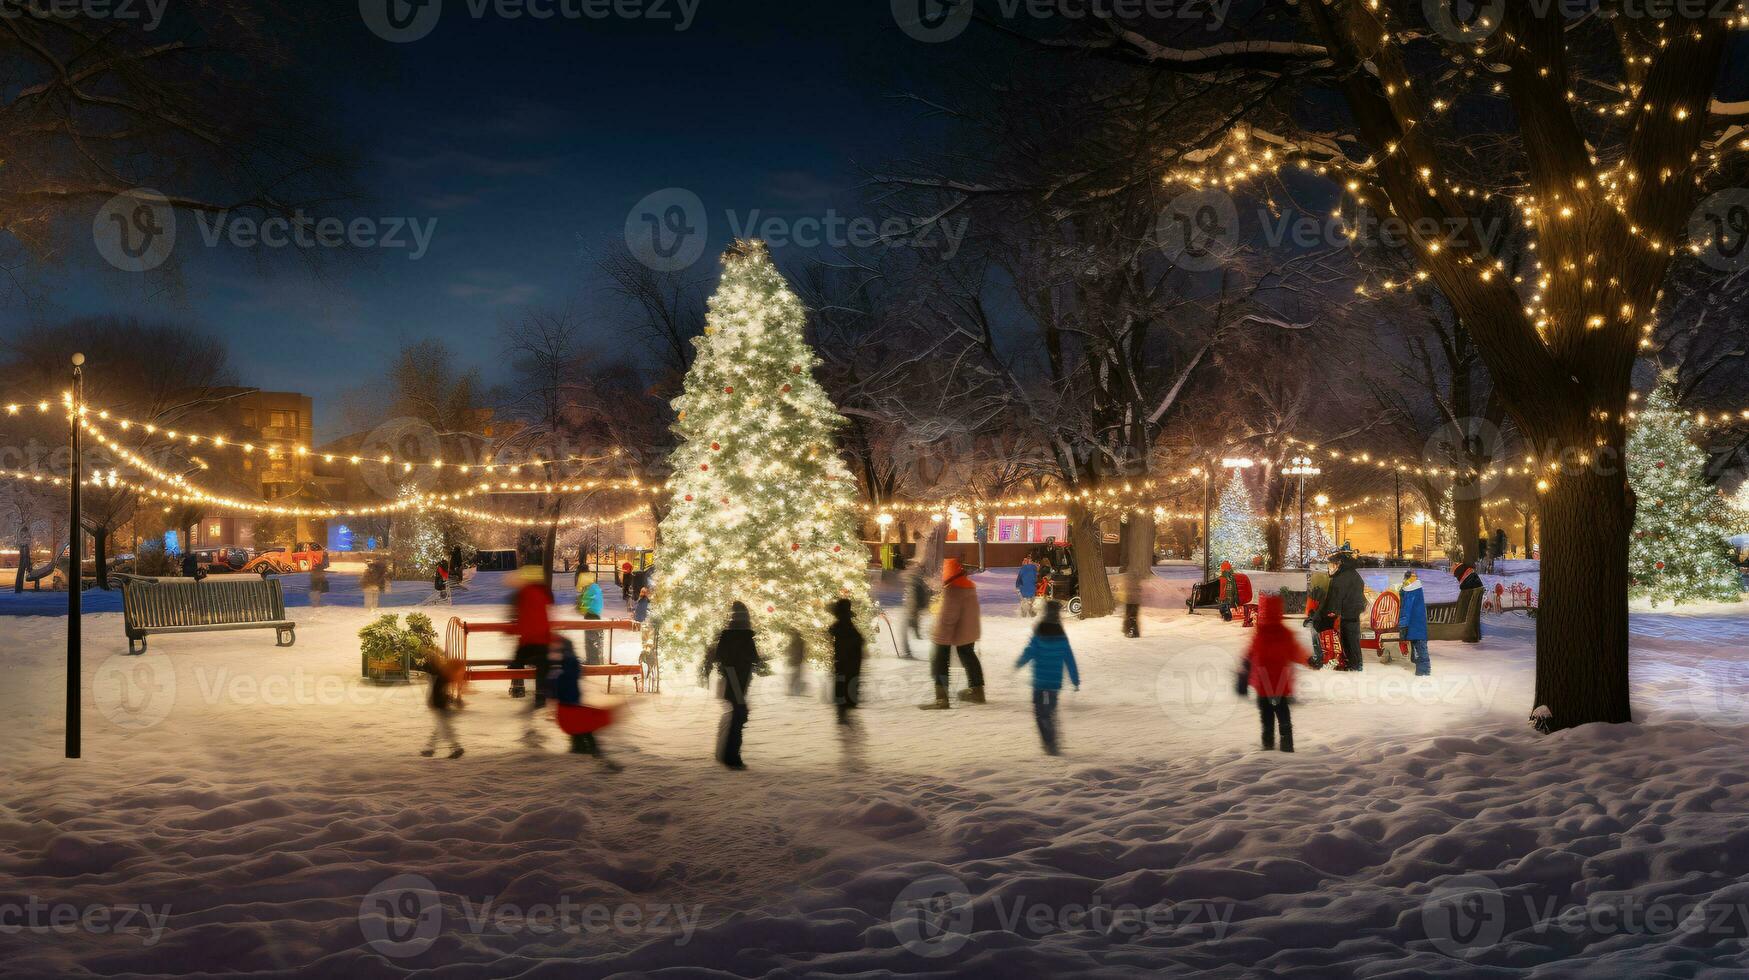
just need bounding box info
[1285,455,1321,567]
[67,352,84,760]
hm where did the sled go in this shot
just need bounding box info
[1360,590,1411,664]
[1307,615,1347,670]
[555,703,616,735]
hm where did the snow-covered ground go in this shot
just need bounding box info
[1,565,1746,977]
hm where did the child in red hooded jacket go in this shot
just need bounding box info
[1245,594,1308,752]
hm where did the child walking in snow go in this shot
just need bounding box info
[421,650,464,759]
[1015,601,1079,754]
[1243,594,1307,752]
[701,602,767,770]
[1015,556,1039,618]
[548,637,622,770]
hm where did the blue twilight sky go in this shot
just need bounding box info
[34,0,973,439]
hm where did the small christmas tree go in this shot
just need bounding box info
[1626,377,1740,606]
[652,241,873,662]
[1282,508,1334,568]
[1210,471,1269,570]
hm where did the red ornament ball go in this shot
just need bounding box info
[1655,460,1666,469]
[790,542,800,551]
[791,365,801,373]
[711,442,721,451]
[833,545,842,553]
[767,605,775,613]
[684,494,693,502]
[781,384,792,393]
[700,463,709,471]
[724,386,734,394]
[1655,560,1666,570]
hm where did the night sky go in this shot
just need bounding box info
[43,0,964,438]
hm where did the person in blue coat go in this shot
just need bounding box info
[1014,600,1080,755]
[1398,571,1430,676]
[577,572,607,664]
[1015,556,1040,617]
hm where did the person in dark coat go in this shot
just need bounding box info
[1245,594,1306,752]
[547,637,622,769]
[701,602,767,769]
[1318,551,1367,671]
[1217,560,1238,621]
[828,597,864,725]
[180,551,206,581]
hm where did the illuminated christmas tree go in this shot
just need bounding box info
[1209,471,1269,570]
[652,241,873,663]
[1626,377,1740,606]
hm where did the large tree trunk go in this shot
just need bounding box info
[1453,490,1482,565]
[1066,502,1114,618]
[13,536,26,593]
[1533,444,1633,728]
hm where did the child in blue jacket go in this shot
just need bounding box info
[1015,600,1080,755]
[1398,571,1430,676]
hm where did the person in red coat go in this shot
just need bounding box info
[1245,594,1308,752]
[509,565,555,707]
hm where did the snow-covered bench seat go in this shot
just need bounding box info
[121,577,296,655]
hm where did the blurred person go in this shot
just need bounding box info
[829,597,864,725]
[920,558,984,709]
[1243,594,1307,752]
[420,648,465,759]
[701,602,767,769]
[1015,555,1040,617]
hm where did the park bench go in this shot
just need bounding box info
[444,617,646,694]
[1427,588,1483,643]
[121,577,296,655]
[1186,572,1252,617]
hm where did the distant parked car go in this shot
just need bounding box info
[244,542,327,575]
[191,547,251,574]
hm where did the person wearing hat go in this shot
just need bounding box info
[1399,570,1430,675]
[1217,560,1238,622]
[921,557,986,709]
[701,602,767,769]
[1319,549,1366,671]
[1015,600,1079,754]
[509,565,555,707]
